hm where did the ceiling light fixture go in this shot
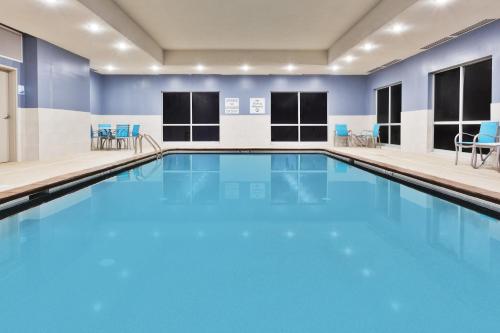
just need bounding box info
[150,65,161,72]
[40,0,62,6]
[105,65,116,72]
[241,64,250,72]
[361,42,376,52]
[430,0,451,6]
[286,64,296,72]
[388,23,407,35]
[85,22,102,34]
[329,64,341,72]
[114,42,130,51]
[196,64,205,72]
[343,55,356,63]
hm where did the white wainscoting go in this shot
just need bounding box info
[38,109,90,160]
[492,102,500,121]
[16,108,39,161]
[401,109,433,153]
[91,114,377,150]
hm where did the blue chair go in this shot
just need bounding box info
[361,124,381,148]
[454,121,499,168]
[98,124,112,149]
[131,124,141,151]
[115,124,130,149]
[334,124,352,146]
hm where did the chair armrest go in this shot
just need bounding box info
[474,133,500,143]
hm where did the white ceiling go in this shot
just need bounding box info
[0,0,499,75]
[113,0,379,50]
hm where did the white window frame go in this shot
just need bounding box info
[270,91,328,142]
[162,91,220,142]
[375,83,402,145]
[432,57,492,152]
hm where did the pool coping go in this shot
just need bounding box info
[0,151,161,209]
[0,148,499,218]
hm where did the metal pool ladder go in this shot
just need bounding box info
[134,134,163,159]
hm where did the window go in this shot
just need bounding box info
[163,92,220,141]
[433,58,492,151]
[376,83,401,145]
[271,92,328,142]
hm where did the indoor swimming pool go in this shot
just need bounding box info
[0,153,499,332]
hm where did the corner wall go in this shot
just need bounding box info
[367,20,500,153]
[20,36,91,161]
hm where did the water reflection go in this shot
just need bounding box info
[0,153,499,332]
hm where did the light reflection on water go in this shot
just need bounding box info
[0,153,499,333]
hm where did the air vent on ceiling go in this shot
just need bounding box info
[450,19,497,37]
[381,59,402,67]
[366,60,401,74]
[421,36,454,50]
[367,66,384,74]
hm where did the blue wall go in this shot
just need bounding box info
[35,38,90,112]
[97,74,367,116]
[13,35,91,111]
[90,70,103,114]
[367,20,500,114]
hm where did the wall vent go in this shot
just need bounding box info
[450,19,497,37]
[367,66,384,74]
[421,36,454,50]
[381,59,402,67]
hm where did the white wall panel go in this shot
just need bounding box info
[401,109,433,153]
[38,109,90,160]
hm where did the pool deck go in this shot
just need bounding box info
[330,147,500,204]
[0,147,499,206]
[0,149,157,203]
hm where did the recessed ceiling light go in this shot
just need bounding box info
[85,22,102,34]
[430,0,452,6]
[361,42,377,52]
[196,64,205,71]
[39,0,62,6]
[105,65,116,72]
[329,64,341,72]
[114,42,130,51]
[241,64,250,72]
[343,55,356,63]
[150,65,161,72]
[286,64,296,72]
[388,23,408,35]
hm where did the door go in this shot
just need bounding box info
[0,70,9,162]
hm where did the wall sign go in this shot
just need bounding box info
[250,98,265,114]
[224,97,240,114]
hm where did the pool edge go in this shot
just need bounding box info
[0,148,499,219]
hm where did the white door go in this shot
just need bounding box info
[0,70,9,162]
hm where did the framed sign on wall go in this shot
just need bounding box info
[250,98,265,114]
[224,97,240,114]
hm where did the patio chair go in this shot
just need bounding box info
[454,121,499,169]
[132,124,141,150]
[360,124,381,148]
[334,124,352,147]
[115,124,130,149]
[98,124,112,149]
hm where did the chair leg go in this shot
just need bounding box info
[455,145,459,165]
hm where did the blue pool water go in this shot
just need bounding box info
[0,153,499,332]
